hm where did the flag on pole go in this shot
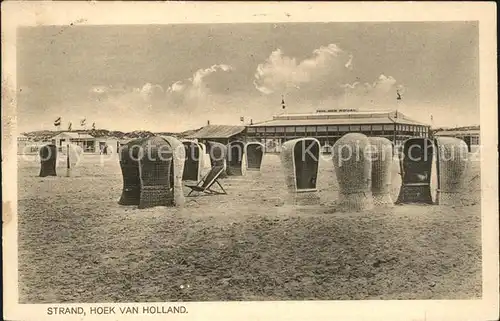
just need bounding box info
[68,122,72,131]
[54,117,61,127]
[240,116,244,122]
[80,118,86,126]
[396,89,402,100]
[281,95,286,109]
[92,122,96,130]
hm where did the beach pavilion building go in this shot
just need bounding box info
[245,109,431,153]
[433,127,480,153]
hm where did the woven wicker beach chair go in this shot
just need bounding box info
[137,136,176,209]
[332,133,374,211]
[118,137,150,206]
[368,137,394,207]
[245,141,265,171]
[39,144,57,177]
[396,137,435,204]
[281,138,320,192]
[181,140,203,181]
[226,141,245,176]
[118,136,179,208]
[185,165,227,196]
[280,138,321,206]
[207,141,228,178]
[434,137,469,205]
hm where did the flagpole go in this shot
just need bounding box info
[66,143,71,177]
[396,89,402,118]
[281,94,286,115]
[394,89,402,146]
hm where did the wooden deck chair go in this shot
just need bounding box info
[185,165,227,196]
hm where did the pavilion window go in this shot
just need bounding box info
[275,127,284,133]
[306,126,316,132]
[326,126,337,137]
[247,127,256,133]
[338,125,349,132]
[350,125,361,132]
[371,124,383,135]
[257,127,265,133]
[317,126,327,132]
[265,127,275,133]
[296,126,305,132]
[361,125,371,132]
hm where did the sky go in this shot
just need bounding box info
[17,21,479,133]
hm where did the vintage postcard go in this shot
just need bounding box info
[2,1,499,321]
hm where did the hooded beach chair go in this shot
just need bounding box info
[185,165,227,196]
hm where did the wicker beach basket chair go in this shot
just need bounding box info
[118,137,150,206]
[159,136,186,207]
[226,141,245,176]
[39,144,57,177]
[245,141,265,171]
[137,136,175,209]
[368,137,394,207]
[434,137,469,206]
[332,133,374,211]
[181,140,204,182]
[280,138,321,206]
[207,141,228,179]
[395,137,435,205]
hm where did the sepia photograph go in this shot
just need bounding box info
[2,2,498,321]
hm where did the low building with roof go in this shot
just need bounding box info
[246,109,430,152]
[186,124,246,146]
[51,132,97,153]
[433,127,480,152]
[17,134,33,154]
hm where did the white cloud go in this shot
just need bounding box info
[165,64,234,109]
[139,83,164,102]
[184,64,232,88]
[339,74,401,109]
[167,81,186,93]
[254,44,352,95]
[87,63,235,119]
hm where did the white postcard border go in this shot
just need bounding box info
[2,2,498,321]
